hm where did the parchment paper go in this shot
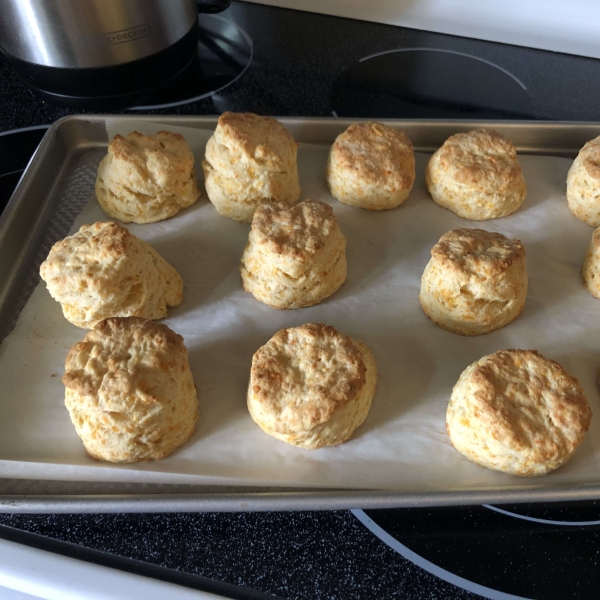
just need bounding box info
[0,118,598,491]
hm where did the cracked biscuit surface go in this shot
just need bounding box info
[425,129,526,220]
[419,228,527,336]
[240,200,347,309]
[567,135,600,226]
[40,221,183,328]
[582,225,600,297]
[326,121,415,210]
[202,112,301,222]
[63,317,199,463]
[447,349,592,476]
[247,323,377,449]
[95,130,201,224]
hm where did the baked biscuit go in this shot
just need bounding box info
[95,131,201,223]
[582,225,600,297]
[567,135,600,226]
[248,323,377,449]
[326,122,415,210]
[202,112,301,222]
[447,349,592,476]
[63,317,198,463]
[240,200,347,309]
[40,221,183,329]
[419,228,527,336]
[426,129,526,220]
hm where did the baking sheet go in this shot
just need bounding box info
[0,118,599,492]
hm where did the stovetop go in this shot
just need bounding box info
[2,2,600,598]
[1,503,600,599]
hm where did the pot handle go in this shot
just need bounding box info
[197,0,231,13]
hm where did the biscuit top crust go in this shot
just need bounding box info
[62,317,187,406]
[436,129,521,191]
[106,130,195,195]
[591,226,600,248]
[251,200,338,262]
[577,135,600,180]
[41,221,135,285]
[214,112,298,169]
[250,323,366,434]
[463,350,592,456]
[331,122,414,189]
[431,228,525,278]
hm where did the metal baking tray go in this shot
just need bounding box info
[1,115,600,514]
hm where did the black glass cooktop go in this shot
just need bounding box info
[1,503,599,599]
[3,1,600,598]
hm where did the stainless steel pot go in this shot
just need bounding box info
[0,0,230,106]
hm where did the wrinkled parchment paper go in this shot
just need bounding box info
[0,118,598,491]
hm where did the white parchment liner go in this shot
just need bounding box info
[0,118,598,491]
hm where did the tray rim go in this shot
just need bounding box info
[3,114,600,513]
[3,479,600,513]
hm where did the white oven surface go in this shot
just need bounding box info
[242,0,600,59]
[0,538,225,600]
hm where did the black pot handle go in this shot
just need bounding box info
[197,0,231,14]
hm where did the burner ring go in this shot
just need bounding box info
[129,13,253,111]
[483,503,600,526]
[331,47,535,119]
[353,509,524,600]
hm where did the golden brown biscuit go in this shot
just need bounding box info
[202,112,301,222]
[63,317,199,463]
[447,349,592,476]
[582,225,600,297]
[40,221,183,329]
[240,200,347,309]
[567,135,600,226]
[425,129,526,220]
[419,228,527,336]
[95,131,201,224]
[247,323,377,449]
[326,121,415,210]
